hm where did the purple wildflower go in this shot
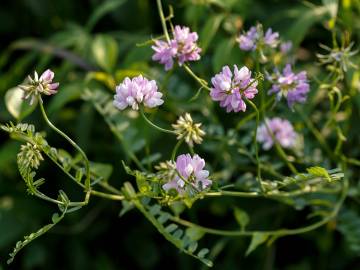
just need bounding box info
[257,117,298,150]
[268,64,310,108]
[113,75,164,110]
[162,154,211,194]
[280,41,293,54]
[237,25,279,52]
[151,40,177,71]
[173,25,201,65]
[264,28,279,48]
[152,25,201,70]
[19,69,59,105]
[237,26,258,51]
[210,65,258,113]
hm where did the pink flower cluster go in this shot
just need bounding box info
[152,25,201,71]
[19,69,59,104]
[268,64,310,108]
[113,75,164,110]
[210,65,258,113]
[237,25,279,51]
[163,154,212,194]
[257,117,298,150]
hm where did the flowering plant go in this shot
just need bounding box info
[1,0,360,268]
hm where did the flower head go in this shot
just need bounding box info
[268,64,310,108]
[152,40,177,71]
[113,75,164,110]
[162,154,211,194]
[173,25,201,65]
[152,25,201,70]
[210,65,258,113]
[155,160,177,182]
[237,26,258,51]
[172,113,205,147]
[19,69,59,105]
[257,117,298,150]
[280,41,293,54]
[17,142,44,169]
[237,24,279,52]
[264,28,279,48]
[316,42,358,73]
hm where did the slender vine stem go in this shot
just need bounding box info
[171,178,348,237]
[140,107,177,135]
[245,99,264,192]
[171,138,183,161]
[183,64,211,91]
[236,96,275,130]
[263,121,298,174]
[156,0,170,43]
[296,107,337,162]
[38,97,91,191]
[255,55,265,119]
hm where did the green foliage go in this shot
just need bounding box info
[1,0,360,269]
[86,0,127,32]
[245,233,269,256]
[122,182,214,267]
[92,35,119,72]
[233,207,250,231]
[7,203,68,265]
[5,87,37,121]
[337,208,360,253]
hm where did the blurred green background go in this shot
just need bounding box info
[1,0,360,269]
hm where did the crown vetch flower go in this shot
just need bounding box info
[280,41,293,54]
[237,26,258,51]
[316,42,358,73]
[268,64,310,108]
[173,25,201,65]
[152,40,177,71]
[264,28,279,48]
[210,65,258,113]
[257,117,298,150]
[172,113,205,147]
[162,154,211,194]
[152,25,201,70]
[19,69,59,105]
[237,25,279,52]
[113,75,164,110]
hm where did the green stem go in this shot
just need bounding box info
[156,0,170,43]
[245,99,264,192]
[255,53,265,119]
[105,117,146,171]
[205,186,339,199]
[140,107,177,135]
[236,96,275,130]
[90,190,124,201]
[172,178,348,237]
[183,64,211,91]
[296,107,336,162]
[263,121,298,174]
[38,97,91,190]
[171,138,183,161]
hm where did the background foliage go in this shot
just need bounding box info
[1,0,360,269]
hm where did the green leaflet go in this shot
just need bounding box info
[234,207,250,231]
[245,233,269,256]
[337,208,360,253]
[5,87,38,121]
[122,182,213,267]
[91,34,119,72]
[306,166,332,182]
[7,200,69,264]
